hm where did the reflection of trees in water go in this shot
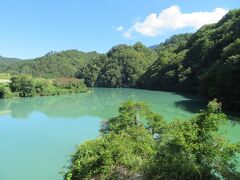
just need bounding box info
[173,93,240,123]
[0,99,12,116]
[174,99,206,113]
[0,88,138,119]
[1,88,226,121]
[173,92,206,113]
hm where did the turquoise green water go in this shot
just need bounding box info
[0,88,239,180]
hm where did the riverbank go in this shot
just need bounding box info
[0,75,88,99]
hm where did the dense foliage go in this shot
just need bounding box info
[147,100,240,179]
[78,42,158,87]
[0,56,21,71]
[0,75,87,99]
[77,55,109,87]
[64,100,240,179]
[0,83,13,98]
[2,50,99,78]
[139,9,240,110]
[138,33,192,91]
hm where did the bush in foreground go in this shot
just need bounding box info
[64,99,240,179]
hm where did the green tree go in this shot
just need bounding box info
[65,128,155,180]
[77,55,108,87]
[8,74,88,98]
[147,99,240,179]
[10,75,37,97]
[0,83,13,98]
[64,100,240,180]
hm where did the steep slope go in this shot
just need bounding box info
[140,9,240,110]
[138,33,192,91]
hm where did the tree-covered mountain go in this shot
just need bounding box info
[77,42,158,87]
[2,50,100,78]
[0,56,22,71]
[139,9,240,110]
[1,9,239,110]
[138,33,192,91]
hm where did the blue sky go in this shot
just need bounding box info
[0,0,239,59]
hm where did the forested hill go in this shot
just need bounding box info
[77,42,158,87]
[1,9,239,110]
[0,56,22,71]
[77,9,240,110]
[139,9,240,110]
[2,50,100,78]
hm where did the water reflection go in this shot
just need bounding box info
[0,88,239,123]
[0,88,140,119]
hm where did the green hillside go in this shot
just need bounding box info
[78,42,158,87]
[1,9,240,110]
[0,56,22,71]
[139,9,240,110]
[2,50,100,78]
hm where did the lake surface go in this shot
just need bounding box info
[0,88,239,180]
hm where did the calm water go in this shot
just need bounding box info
[0,88,239,180]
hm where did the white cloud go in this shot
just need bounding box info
[125,5,228,37]
[116,26,124,32]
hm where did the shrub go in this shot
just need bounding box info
[9,75,37,97]
[0,83,13,98]
[64,100,240,179]
[54,77,87,93]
